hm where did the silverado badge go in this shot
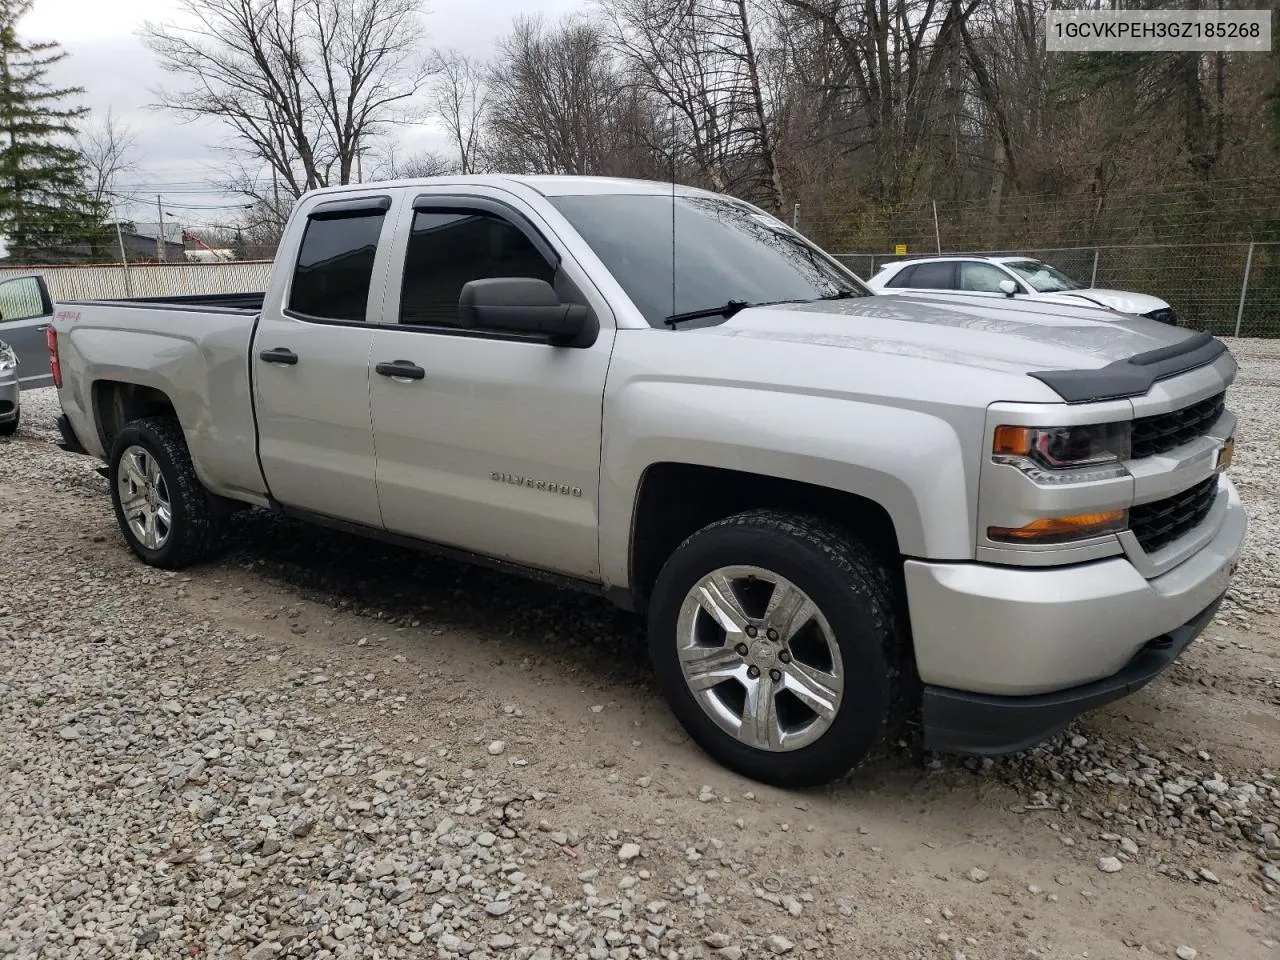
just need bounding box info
[491,471,583,498]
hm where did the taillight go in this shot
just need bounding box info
[47,325,61,389]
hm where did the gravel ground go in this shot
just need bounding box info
[1,340,1278,959]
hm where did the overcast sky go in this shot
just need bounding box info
[22,0,582,231]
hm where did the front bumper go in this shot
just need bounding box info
[905,480,1246,753]
[921,595,1221,754]
[0,377,18,423]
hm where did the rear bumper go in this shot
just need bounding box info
[55,412,89,456]
[921,594,1221,754]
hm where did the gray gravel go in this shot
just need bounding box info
[2,336,1279,959]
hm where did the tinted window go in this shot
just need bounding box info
[959,262,1014,293]
[0,276,48,323]
[400,210,555,328]
[548,193,866,328]
[884,265,917,288]
[289,211,386,322]
[904,262,956,289]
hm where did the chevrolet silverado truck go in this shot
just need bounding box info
[48,175,1247,787]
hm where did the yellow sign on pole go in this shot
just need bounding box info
[894,244,907,256]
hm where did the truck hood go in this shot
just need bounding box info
[689,292,1198,378]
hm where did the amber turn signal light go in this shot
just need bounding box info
[988,510,1127,545]
[993,425,1032,457]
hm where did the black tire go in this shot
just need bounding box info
[108,416,226,568]
[648,510,906,788]
[0,411,16,437]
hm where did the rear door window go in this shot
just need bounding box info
[288,206,388,322]
[902,262,957,289]
[884,265,916,288]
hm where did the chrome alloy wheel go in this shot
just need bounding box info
[117,444,173,550]
[675,565,844,752]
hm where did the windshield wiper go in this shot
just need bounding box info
[756,289,862,308]
[664,299,752,328]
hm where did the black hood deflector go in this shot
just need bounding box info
[1028,332,1228,403]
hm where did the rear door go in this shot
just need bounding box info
[250,194,394,528]
[0,275,54,388]
[366,190,615,580]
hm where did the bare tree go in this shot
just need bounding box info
[486,13,662,178]
[141,0,432,199]
[427,48,489,174]
[77,107,138,208]
[777,0,981,200]
[603,0,785,211]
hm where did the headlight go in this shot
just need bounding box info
[992,422,1130,483]
[0,344,17,372]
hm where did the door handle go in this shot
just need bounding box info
[259,347,299,366]
[375,360,425,381]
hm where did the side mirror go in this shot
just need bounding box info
[998,279,1018,297]
[458,277,591,346]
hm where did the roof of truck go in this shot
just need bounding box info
[304,174,725,200]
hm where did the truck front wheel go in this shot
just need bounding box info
[108,417,226,569]
[648,510,906,788]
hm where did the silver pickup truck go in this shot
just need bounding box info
[49,175,1247,787]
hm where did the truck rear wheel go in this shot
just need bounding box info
[647,510,905,788]
[108,417,226,569]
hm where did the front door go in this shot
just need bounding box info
[0,274,55,388]
[251,194,395,528]
[368,195,615,580]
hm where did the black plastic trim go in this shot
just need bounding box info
[375,360,425,380]
[309,195,392,219]
[271,500,611,601]
[55,413,90,457]
[409,194,561,268]
[1028,332,1228,403]
[921,594,1223,755]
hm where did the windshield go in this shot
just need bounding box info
[548,193,869,327]
[1003,259,1085,293]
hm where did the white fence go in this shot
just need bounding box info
[0,261,273,303]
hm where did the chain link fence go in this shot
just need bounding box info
[2,242,1276,337]
[834,242,1280,337]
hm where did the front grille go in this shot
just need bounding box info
[1144,307,1177,326]
[1131,391,1225,459]
[1130,475,1218,553]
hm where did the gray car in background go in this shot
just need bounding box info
[0,340,19,436]
[0,273,54,390]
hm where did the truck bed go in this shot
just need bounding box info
[52,293,268,505]
[60,291,265,314]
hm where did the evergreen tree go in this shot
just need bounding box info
[0,0,105,262]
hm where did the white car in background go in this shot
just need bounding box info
[864,255,1178,325]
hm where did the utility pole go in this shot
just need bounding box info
[272,168,282,235]
[112,203,134,298]
[155,194,166,262]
